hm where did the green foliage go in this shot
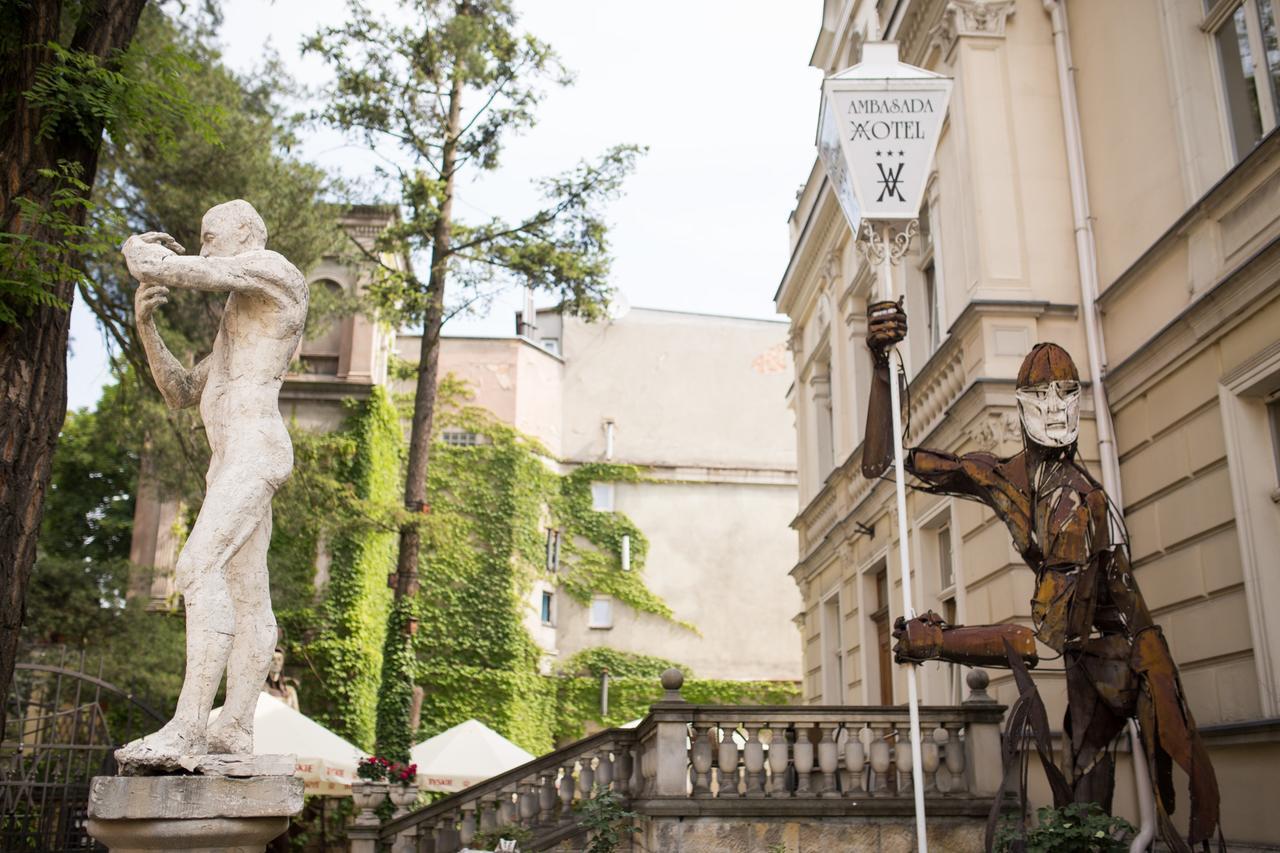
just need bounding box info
[0,5,215,325]
[21,373,189,714]
[556,648,682,679]
[0,162,112,324]
[375,595,420,763]
[995,803,1136,853]
[298,387,403,750]
[472,824,532,850]
[305,0,641,327]
[83,7,339,367]
[25,37,214,150]
[553,673,799,744]
[575,787,639,853]
[554,463,679,623]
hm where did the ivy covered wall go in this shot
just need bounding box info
[272,382,798,758]
[272,387,402,750]
[401,402,797,755]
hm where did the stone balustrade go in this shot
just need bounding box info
[354,669,1006,852]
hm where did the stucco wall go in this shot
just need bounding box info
[553,479,800,682]
[558,309,795,470]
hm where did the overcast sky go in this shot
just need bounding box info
[66,1,824,409]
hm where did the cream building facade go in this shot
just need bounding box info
[777,0,1280,846]
[398,307,802,682]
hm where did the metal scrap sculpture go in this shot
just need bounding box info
[862,301,1221,851]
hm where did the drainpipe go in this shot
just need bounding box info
[1042,0,1123,506]
[1042,6,1152,850]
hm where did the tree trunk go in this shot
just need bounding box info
[374,73,464,756]
[0,0,149,728]
[394,73,464,599]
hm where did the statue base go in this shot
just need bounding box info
[87,774,303,852]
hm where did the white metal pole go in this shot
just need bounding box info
[880,221,929,853]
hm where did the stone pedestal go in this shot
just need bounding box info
[87,774,304,852]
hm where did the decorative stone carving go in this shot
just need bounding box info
[115,199,310,769]
[930,0,1017,61]
[968,410,1021,451]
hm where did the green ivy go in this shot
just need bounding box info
[553,671,800,744]
[556,648,682,679]
[995,803,1135,853]
[287,387,403,750]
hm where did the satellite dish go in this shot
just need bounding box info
[607,292,631,320]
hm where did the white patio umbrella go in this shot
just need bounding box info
[410,720,535,793]
[208,692,364,795]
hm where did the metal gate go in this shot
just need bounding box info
[1,648,165,852]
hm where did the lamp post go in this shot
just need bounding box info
[817,41,953,853]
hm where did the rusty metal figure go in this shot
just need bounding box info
[862,301,1220,851]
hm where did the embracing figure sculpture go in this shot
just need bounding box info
[116,200,308,767]
[863,301,1221,851]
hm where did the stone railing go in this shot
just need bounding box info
[632,669,1004,817]
[353,669,1006,852]
[355,726,638,853]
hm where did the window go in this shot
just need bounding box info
[1207,0,1280,161]
[1268,396,1280,487]
[917,201,944,354]
[937,524,954,591]
[590,482,615,511]
[589,596,613,629]
[540,338,560,356]
[545,529,561,572]
[821,593,845,704]
[811,366,835,479]
[441,430,488,447]
[540,590,555,625]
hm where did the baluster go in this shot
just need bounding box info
[690,723,714,795]
[869,726,891,795]
[538,771,558,824]
[614,746,633,796]
[640,741,654,796]
[578,754,596,797]
[922,727,942,793]
[817,723,839,797]
[518,780,539,824]
[506,785,525,824]
[743,723,765,798]
[844,723,867,795]
[597,748,615,792]
[945,723,966,792]
[895,727,913,796]
[793,726,815,796]
[458,803,477,846]
[765,726,789,797]
[435,814,458,853]
[479,795,498,833]
[558,762,577,820]
[716,723,740,798]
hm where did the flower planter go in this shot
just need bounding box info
[388,783,419,818]
[351,780,389,826]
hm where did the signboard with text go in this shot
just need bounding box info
[818,42,953,223]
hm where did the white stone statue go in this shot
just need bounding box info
[116,199,308,767]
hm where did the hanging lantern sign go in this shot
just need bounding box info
[817,42,953,223]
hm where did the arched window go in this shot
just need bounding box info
[300,279,345,375]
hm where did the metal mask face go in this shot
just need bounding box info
[1016,380,1081,448]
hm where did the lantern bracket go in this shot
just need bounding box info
[855,218,918,268]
